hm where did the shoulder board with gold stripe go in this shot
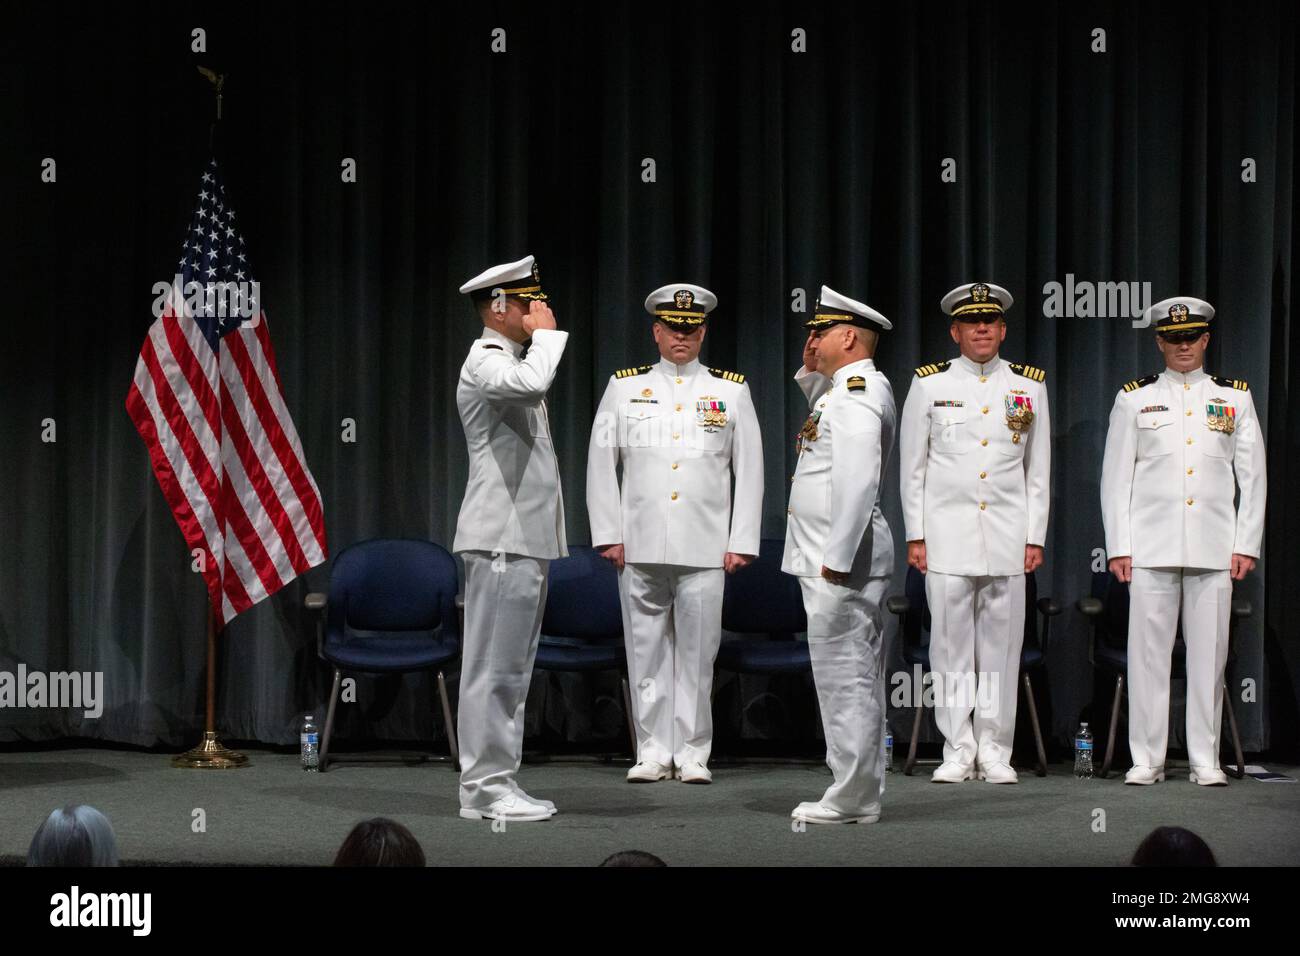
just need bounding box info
[914,361,951,378]
[614,365,654,379]
[1009,363,1046,383]
[1122,373,1159,393]
[1211,375,1249,391]
[708,367,746,384]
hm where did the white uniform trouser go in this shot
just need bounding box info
[1127,567,1231,771]
[619,563,724,768]
[925,571,1026,769]
[799,575,889,815]
[457,550,549,809]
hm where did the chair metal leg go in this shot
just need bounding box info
[1022,673,1048,777]
[320,667,342,772]
[437,670,460,772]
[904,703,923,776]
[1223,679,1246,779]
[1100,673,1123,780]
[621,674,637,759]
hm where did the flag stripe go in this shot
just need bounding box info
[225,329,327,554]
[217,377,312,578]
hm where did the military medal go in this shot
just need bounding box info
[1206,400,1236,434]
[1004,393,1034,432]
[696,397,727,431]
[796,410,822,454]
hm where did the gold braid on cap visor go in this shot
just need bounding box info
[653,310,706,325]
[808,312,856,326]
[951,302,1004,318]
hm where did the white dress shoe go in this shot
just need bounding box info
[626,760,673,783]
[1189,766,1229,786]
[510,783,557,813]
[1124,765,1166,785]
[977,762,1019,784]
[459,793,553,822]
[675,761,712,784]
[791,801,880,825]
[931,761,975,783]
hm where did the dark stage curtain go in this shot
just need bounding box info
[2,1,1297,758]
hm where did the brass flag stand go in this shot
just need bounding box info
[172,607,248,769]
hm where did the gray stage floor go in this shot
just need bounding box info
[1,750,1297,866]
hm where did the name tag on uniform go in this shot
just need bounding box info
[629,398,658,404]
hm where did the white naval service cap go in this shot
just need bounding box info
[644,283,717,331]
[941,281,1013,318]
[806,285,892,331]
[1144,296,1214,337]
[458,254,548,300]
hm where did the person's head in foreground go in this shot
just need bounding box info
[1131,826,1217,867]
[27,804,120,867]
[599,849,667,867]
[333,817,426,867]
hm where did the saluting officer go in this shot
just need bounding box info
[1100,297,1266,786]
[898,282,1051,785]
[453,255,566,822]
[783,287,895,824]
[586,284,764,784]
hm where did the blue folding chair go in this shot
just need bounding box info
[305,538,461,771]
[534,545,636,755]
[886,567,1062,775]
[1076,570,1248,779]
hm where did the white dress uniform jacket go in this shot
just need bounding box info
[782,359,896,578]
[453,327,568,559]
[898,354,1051,575]
[586,357,763,565]
[1100,367,1265,569]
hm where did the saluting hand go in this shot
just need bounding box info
[802,332,819,373]
[523,300,557,335]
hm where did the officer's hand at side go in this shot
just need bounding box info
[1024,545,1044,574]
[821,565,851,585]
[1108,556,1132,583]
[724,552,755,574]
[523,300,557,334]
[802,332,819,372]
[597,544,625,571]
[906,540,927,574]
[1230,554,1256,581]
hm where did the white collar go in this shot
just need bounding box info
[656,356,703,378]
[955,353,1002,377]
[481,326,525,358]
[831,358,876,388]
[1161,365,1207,386]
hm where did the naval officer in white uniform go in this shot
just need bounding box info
[1100,297,1266,786]
[783,286,895,824]
[453,255,567,822]
[898,281,1051,785]
[587,284,764,783]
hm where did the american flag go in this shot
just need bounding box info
[126,158,327,624]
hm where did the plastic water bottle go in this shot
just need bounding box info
[301,715,319,772]
[883,719,894,774]
[1074,722,1093,778]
